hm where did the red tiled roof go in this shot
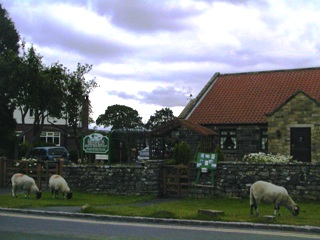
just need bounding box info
[186,67,320,124]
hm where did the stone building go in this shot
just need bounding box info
[180,67,320,162]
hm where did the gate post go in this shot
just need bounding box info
[37,162,42,190]
[0,157,5,187]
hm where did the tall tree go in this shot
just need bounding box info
[15,45,68,148]
[96,105,144,163]
[96,104,143,130]
[64,63,97,157]
[0,4,19,54]
[145,108,175,130]
[0,4,20,157]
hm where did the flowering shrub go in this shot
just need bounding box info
[15,158,38,167]
[243,152,293,163]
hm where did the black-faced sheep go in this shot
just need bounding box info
[11,173,42,199]
[250,180,299,216]
[49,174,72,199]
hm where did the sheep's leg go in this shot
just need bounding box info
[54,190,59,198]
[255,205,259,216]
[274,204,280,216]
[51,188,55,198]
[250,195,259,216]
[250,202,259,216]
[12,185,17,197]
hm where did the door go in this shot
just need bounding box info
[290,128,311,162]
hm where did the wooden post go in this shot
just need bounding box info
[162,166,167,196]
[59,158,64,176]
[0,158,4,187]
[37,162,42,190]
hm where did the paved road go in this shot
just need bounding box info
[1,211,320,240]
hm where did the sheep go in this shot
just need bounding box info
[49,174,73,199]
[11,173,42,199]
[250,180,299,216]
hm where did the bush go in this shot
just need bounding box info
[173,141,191,165]
[243,152,293,163]
[215,146,224,161]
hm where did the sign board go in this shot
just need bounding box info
[95,154,108,160]
[83,133,109,153]
[196,152,217,170]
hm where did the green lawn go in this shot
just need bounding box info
[1,190,320,227]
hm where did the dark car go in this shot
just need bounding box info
[27,146,70,168]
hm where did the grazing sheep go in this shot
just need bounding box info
[49,174,72,199]
[250,180,299,216]
[11,173,42,199]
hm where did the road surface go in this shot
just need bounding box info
[1,212,319,240]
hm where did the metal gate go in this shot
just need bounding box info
[162,165,189,197]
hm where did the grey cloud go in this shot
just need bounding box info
[107,90,139,101]
[107,86,189,108]
[10,10,135,63]
[93,0,202,33]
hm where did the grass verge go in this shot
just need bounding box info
[1,190,320,227]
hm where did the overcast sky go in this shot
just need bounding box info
[2,0,320,124]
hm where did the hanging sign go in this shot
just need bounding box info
[83,133,109,153]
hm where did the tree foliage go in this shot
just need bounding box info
[145,108,175,130]
[0,4,98,158]
[96,104,143,130]
[14,44,97,156]
[64,63,97,154]
[96,104,144,163]
[0,4,20,156]
[15,45,68,145]
[0,4,19,54]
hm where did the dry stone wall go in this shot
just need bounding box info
[190,162,320,200]
[63,161,320,200]
[64,160,163,196]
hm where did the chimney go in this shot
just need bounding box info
[82,95,89,135]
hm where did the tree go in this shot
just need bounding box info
[64,63,97,157]
[14,45,68,148]
[145,108,175,130]
[0,4,20,157]
[96,105,144,163]
[96,104,143,130]
[0,4,19,54]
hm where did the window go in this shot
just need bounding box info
[260,129,268,150]
[40,132,60,145]
[29,108,34,117]
[220,130,237,149]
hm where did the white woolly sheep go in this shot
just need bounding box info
[49,174,73,199]
[11,173,42,199]
[250,180,299,216]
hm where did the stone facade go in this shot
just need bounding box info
[267,92,320,162]
[209,124,267,161]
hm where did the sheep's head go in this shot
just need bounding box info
[35,191,42,199]
[66,192,73,200]
[292,205,299,216]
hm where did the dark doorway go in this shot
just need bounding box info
[290,128,311,162]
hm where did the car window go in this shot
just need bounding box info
[32,149,46,156]
[48,148,65,155]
